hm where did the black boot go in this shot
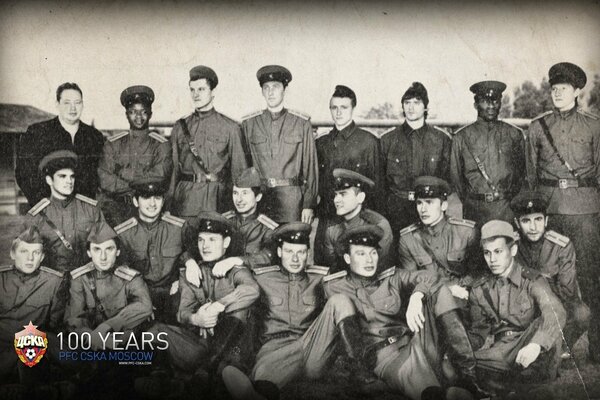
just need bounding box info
[221,365,279,400]
[337,315,377,384]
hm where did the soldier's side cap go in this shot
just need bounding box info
[481,220,517,241]
[339,224,383,251]
[190,211,235,237]
[332,85,357,103]
[257,65,292,87]
[413,176,451,199]
[548,62,587,89]
[469,81,507,99]
[87,222,118,244]
[233,167,263,189]
[272,222,311,246]
[130,177,168,197]
[333,168,375,191]
[120,85,155,108]
[38,150,78,172]
[510,190,549,216]
[189,65,218,88]
[16,226,44,245]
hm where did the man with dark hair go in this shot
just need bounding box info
[169,65,248,218]
[16,82,104,206]
[98,85,173,225]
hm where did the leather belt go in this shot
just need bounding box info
[262,331,299,344]
[368,334,405,353]
[539,178,598,189]
[262,177,301,188]
[180,172,222,183]
[467,192,510,203]
[494,330,522,341]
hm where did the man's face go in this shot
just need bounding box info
[57,89,83,124]
[46,168,75,197]
[126,103,152,130]
[198,232,229,262]
[329,97,354,127]
[515,213,547,243]
[482,237,517,276]
[416,198,447,226]
[87,240,120,272]
[189,79,214,110]
[344,244,379,278]
[262,81,285,109]
[277,242,308,274]
[475,97,501,122]
[402,97,426,121]
[133,195,164,220]
[233,186,261,215]
[551,83,580,111]
[11,241,44,274]
[333,188,364,217]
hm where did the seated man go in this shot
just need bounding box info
[468,220,566,395]
[510,190,589,356]
[115,177,186,323]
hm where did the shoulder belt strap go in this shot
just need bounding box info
[257,214,279,230]
[323,270,347,282]
[287,109,310,120]
[108,131,129,142]
[114,265,141,281]
[544,230,570,247]
[71,262,95,279]
[148,131,168,143]
[377,266,396,281]
[222,210,236,220]
[114,218,138,234]
[448,217,476,229]
[253,265,281,275]
[433,125,453,139]
[242,110,263,121]
[75,194,98,206]
[307,266,330,275]
[400,223,419,236]
[531,111,553,122]
[162,212,185,227]
[538,117,579,179]
[28,198,50,216]
[0,265,13,272]
[577,109,599,120]
[40,266,64,278]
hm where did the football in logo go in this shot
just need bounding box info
[14,321,48,367]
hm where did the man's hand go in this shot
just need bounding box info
[449,284,469,300]
[185,259,202,287]
[406,292,425,333]
[515,343,541,368]
[301,208,314,224]
[213,257,243,278]
[169,280,179,295]
[206,301,225,314]
[190,303,219,328]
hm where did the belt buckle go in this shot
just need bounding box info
[387,336,397,345]
[408,191,415,201]
[484,193,494,203]
[267,178,277,187]
[506,331,514,336]
[558,179,568,189]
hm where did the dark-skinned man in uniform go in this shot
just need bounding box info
[98,85,173,226]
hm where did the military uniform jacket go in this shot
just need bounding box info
[323,209,394,271]
[515,230,578,303]
[316,122,383,216]
[169,109,248,216]
[24,195,105,272]
[224,211,277,270]
[242,109,318,216]
[526,107,600,214]
[178,261,259,326]
[98,129,173,196]
[468,261,566,351]
[323,267,438,347]
[116,213,185,289]
[398,217,479,285]
[65,263,153,332]
[253,265,329,341]
[0,265,65,342]
[450,118,525,198]
[381,122,452,198]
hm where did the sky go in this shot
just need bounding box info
[1,0,599,129]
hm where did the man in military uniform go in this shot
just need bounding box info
[510,190,589,355]
[16,82,104,206]
[323,225,480,400]
[398,176,480,302]
[381,82,453,240]
[242,65,317,224]
[451,81,526,224]
[115,177,186,323]
[322,169,393,272]
[169,65,248,218]
[24,150,105,272]
[525,62,600,362]
[468,220,566,395]
[98,85,173,226]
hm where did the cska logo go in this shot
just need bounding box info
[14,321,48,367]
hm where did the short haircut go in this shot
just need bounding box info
[56,82,83,102]
[190,76,217,90]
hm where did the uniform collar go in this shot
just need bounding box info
[137,216,161,230]
[402,120,427,136]
[13,266,41,282]
[267,108,287,121]
[237,211,258,225]
[50,194,74,208]
[130,128,150,139]
[194,107,216,119]
[332,121,356,140]
[493,259,521,288]
[475,117,500,129]
[553,105,577,120]
[423,216,448,237]
[348,271,378,287]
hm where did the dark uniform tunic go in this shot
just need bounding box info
[169,109,248,217]
[16,117,104,206]
[450,118,526,223]
[242,109,318,223]
[223,210,277,271]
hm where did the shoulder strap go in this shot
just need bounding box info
[114,265,140,281]
[162,212,185,228]
[71,262,95,279]
[114,217,138,234]
[287,109,310,120]
[377,266,396,281]
[323,270,347,282]
[544,230,570,247]
[242,110,263,121]
[108,131,129,142]
[222,210,236,220]
[28,198,50,216]
[257,214,279,230]
[306,266,330,275]
[400,223,419,236]
[40,266,63,278]
[448,217,476,229]
[577,109,599,120]
[0,265,13,272]
[538,117,579,179]
[75,194,98,206]
[253,265,281,275]
[148,131,168,143]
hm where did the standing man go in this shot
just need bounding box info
[242,65,317,224]
[98,85,172,226]
[451,81,526,224]
[381,82,453,238]
[16,82,104,206]
[525,62,600,362]
[169,65,248,218]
